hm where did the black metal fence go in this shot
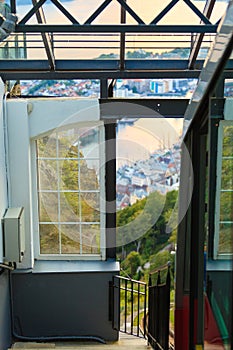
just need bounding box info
[109,275,147,338]
[147,263,171,350]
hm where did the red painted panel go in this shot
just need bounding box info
[204,295,224,348]
[174,295,189,350]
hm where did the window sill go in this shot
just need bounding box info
[13,260,120,274]
[207,259,232,271]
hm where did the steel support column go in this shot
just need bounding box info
[207,98,225,258]
[104,121,117,260]
[189,125,207,349]
[101,79,117,260]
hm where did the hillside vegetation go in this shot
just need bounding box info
[117,190,178,282]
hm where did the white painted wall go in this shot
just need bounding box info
[29,98,100,138]
[6,97,101,268]
[224,98,233,120]
[0,79,7,263]
[7,99,34,268]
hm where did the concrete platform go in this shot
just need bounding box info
[10,333,152,350]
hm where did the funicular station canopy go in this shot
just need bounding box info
[0,0,231,81]
[0,1,233,350]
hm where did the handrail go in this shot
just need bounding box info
[111,274,147,339]
[149,261,171,276]
[0,263,14,271]
[115,274,147,285]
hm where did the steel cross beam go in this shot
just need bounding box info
[13,0,217,33]
[19,0,79,25]
[0,58,206,80]
[19,0,47,25]
[99,98,189,119]
[116,0,144,24]
[50,0,79,24]
[151,0,179,25]
[183,0,212,24]
[183,0,233,138]
[15,24,218,34]
[2,57,233,80]
[0,70,203,80]
[32,0,55,70]
[15,0,215,27]
[84,0,112,24]
[188,0,216,69]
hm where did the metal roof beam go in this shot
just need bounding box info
[15,24,217,34]
[19,0,47,25]
[32,0,55,71]
[0,70,202,80]
[150,0,179,25]
[116,0,144,24]
[188,0,216,69]
[100,98,189,118]
[183,1,233,138]
[120,0,126,71]
[10,0,16,14]
[85,0,112,24]
[0,58,205,71]
[50,0,79,24]
[183,0,212,24]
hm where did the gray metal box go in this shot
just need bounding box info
[3,207,25,263]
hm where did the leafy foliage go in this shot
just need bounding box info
[121,251,141,280]
[117,190,178,281]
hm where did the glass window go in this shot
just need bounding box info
[215,121,233,258]
[36,125,105,259]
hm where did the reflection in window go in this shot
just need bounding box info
[36,126,103,257]
[215,122,233,257]
[224,79,233,97]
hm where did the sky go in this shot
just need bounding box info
[15,0,229,24]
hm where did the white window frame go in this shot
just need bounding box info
[214,120,233,259]
[29,98,106,261]
[6,98,106,268]
[32,123,106,261]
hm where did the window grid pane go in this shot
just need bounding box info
[216,123,233,257]
[36,127,102,257]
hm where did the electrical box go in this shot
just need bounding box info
[3,207,25,263]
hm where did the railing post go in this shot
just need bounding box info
[166,265,171,289]
[131,280,134,335]
[148,274,152,346]
[164,266,171,350]
[109,279,114,322]
[112,275,147,339]
[157,270,161,285]
[144,283,147,339]
[137,283,140,337]
[156,272,160,348]
[125,279,127,333]
[147,262,171,350]
[118,277,121,332]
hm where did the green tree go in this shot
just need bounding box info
[117,190,178,261]
[121,251,141,279]
[149,250,175,286]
